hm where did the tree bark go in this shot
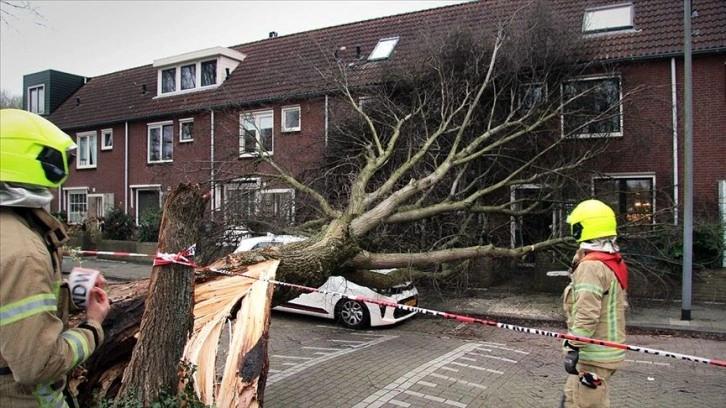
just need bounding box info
[116,183,207,405]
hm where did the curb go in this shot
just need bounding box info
[416,310,726,340]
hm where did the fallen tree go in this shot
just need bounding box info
[69,4,635,405]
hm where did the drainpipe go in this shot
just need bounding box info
[125,121,129,214]
[325,94,329,146]
[210,109,215,220]
[721,181,726,268]
[670,57,679,225]
[681,0,694,321]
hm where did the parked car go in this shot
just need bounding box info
[234,234,418,329]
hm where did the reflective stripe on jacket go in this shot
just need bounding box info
[0,207,104,407]
[562,257,628,369]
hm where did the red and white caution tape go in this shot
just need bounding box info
[68,247,726,369]
[260,278,726,369]
[64,249,154,258]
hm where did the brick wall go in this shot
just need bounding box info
[693,269,726,303]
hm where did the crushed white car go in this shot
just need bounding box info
[234,234,418,329]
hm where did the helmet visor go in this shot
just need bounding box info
[36,146,73,184]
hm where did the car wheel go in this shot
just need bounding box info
[335,299,370,329]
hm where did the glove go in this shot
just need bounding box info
[564,349,579,375]
[563,341,580,375]
[580,372,602,389]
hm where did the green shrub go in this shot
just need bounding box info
[635,219,725,275]
[137,208,163,242]
[51,211,67,224]
[103,207,136,240]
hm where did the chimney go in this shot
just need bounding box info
[269,31,278,38]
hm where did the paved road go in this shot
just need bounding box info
[65,257,726,406]
[265,313,726,408]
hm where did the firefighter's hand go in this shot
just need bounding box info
[86,287,110,324]
[564,349,579,375]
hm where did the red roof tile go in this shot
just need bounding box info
[48,0,725,129]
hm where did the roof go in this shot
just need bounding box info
[47,0,726,129]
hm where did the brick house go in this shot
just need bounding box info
[20,0,726,251]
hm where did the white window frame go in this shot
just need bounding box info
[509,184,559,266]
[583,4,634,34]
[519,82,547,112]
[147,121,174,163]
[179,118,194,143]
[259,188,295,224]
[157,58,219,96]
[76,131,98,169]
[130,184,162,225]
[561,75,623,138]
[214,178,261,223]
[87,193,105,219]
[239,110,274,157]
[368,36,400,61]
[592,173,656,226]
[27,85,45,114]
[281,106,301,133]
[65,188,88,224]
[101,128,113,150]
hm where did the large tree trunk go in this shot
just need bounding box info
[116,184,207,405]
[73,217,363,405]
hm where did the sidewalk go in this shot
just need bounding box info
[420,286,726,338]
[64,256,726,338]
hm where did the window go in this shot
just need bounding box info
[101,129,113,150]
[510,185,558,265]
[594,175,654,226]
[281,106,301,132]
[583,4,634,33]
[519,83,546,111]
[158,60,218,95]
[201,60,217,86]
[27,85,45,114]
[259,189,295,223]
[162,68,176,93]
[87,194,105,219]
[148,122,174,163]
[240,111,273,156]
[562,76,622,137]
[180,118,194,142]
[368,36,399,61]
[76,131,98,169]
[181,64,196,90]
[218,179,260,224]
[132,186,161,225]
[66,189,88,224]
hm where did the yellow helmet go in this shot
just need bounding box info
[0,109,76,188]
[566,199,617,242]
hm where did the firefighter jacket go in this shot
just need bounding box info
[562,253,627,370]
[0,207,104,408]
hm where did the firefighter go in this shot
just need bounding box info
[561,199,628,408]
[0,109,110,407]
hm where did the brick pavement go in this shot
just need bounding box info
[264,316,726,407]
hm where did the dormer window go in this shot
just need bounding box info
[368,36,399,61]
[201,60,217,86]
[154,47,244,97]
[583,4,634,34]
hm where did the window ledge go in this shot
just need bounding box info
[155,84,221,99]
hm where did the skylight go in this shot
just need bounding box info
[583,4,633,33]
[368,37,400,61]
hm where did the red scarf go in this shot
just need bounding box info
[579,251,628,290]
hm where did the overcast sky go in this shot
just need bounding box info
[0,0,470,96]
